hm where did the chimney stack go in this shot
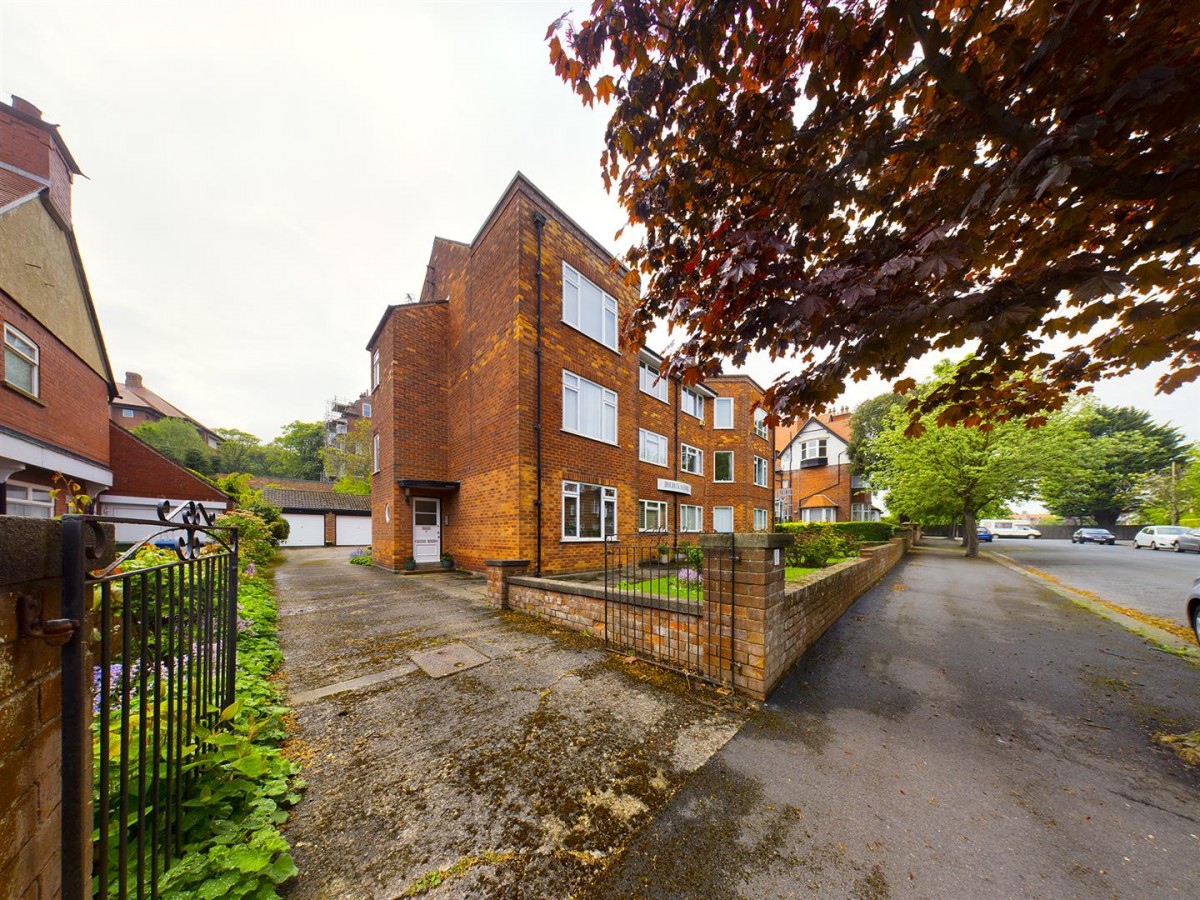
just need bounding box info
[0,95,82,226]
[125,372,143,389]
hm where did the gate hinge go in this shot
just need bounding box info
[18,593,79,647]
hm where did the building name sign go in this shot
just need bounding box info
[657,478,692,495]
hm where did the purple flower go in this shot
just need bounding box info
[676,568,702,587]
[244,562,257,577]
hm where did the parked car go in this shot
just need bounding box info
[979,519,1041,539]
[1071,528,1116,545]
[1173,528,1200,553]
[1132,525,1190,550]
[1188,577,1200,646]
[977,527,994,543]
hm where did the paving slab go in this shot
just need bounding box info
[273,547,751,899]
[409,642,490,678]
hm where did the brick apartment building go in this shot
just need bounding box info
[367,174,774,575]
[775,409,881,523]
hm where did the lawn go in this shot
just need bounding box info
[615,574,703,599]
[786,557,855,582]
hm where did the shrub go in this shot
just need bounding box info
[781,524,863,568]
[777,520,896,543]
[215,508,279,568]
[349,547,372,566]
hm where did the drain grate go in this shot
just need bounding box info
[409,642,491,678]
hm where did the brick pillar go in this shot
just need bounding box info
[699,532,791,701]
[484,560,530,609]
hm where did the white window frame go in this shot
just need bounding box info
[562,262,618,351]
[563,370,619,445]
[3,323,39,398]
[681,387,704,422]
[714,450,734,483]
[372,433,380,473]
[638,499,669,532]
[754,409,769,439]
[801,438,828,461]
[638,428,669,467]
[852,502,873,521]
[753,455,769,487]
[562,481,618,541]
[639,361,668,402]
[336,421,348,435]
[371,349,380,389]
[362,402,372,419]
[679,504,703,533]
[754,508,769,532]
[680,443,703,476]
[5,481,53,518]
[121,408,135,418]
[714,396,734,429]
[802,507,837,523]
[713,506,734,533]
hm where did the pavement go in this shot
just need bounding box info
[585,544,1200,899]
[272,548,753,900]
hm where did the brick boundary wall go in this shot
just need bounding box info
[486,526,916,700]
[1,517,110,900]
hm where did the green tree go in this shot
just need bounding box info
[870,364,1076,557]
[1039,405,1187,528]
[1128,443,1200,526]
[848,393,907,479]
[551,1,1200,424]
[216,428,268,474]
[212,473,290,543]
[264,421,324,481]
[322,418,372,494]
[133,418,216,475]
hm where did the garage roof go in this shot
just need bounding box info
[262,488,370,514]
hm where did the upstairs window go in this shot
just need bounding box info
[714,451,734,482]
[680,443,703,476]
[714,396,734,429]
[121,409,134,419]
[681,387,704,421]
[371,349,380,389]
[563,370,618,444]
[639,428,669,467]
[562,262,618,351]
[3,324,39,397]
[754,456,769,487]
[372,433,380,473]
[639,361,668,402]
[754,409,769,439]
[362,403,372,418]
[800,438,828,466]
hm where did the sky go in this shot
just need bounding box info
[2,1,1197,444]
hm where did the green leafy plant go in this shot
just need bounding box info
[777,521,896,544]
[349,547,372,566]
[782,525,862,569]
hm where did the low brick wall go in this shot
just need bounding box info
[763,531,914,695]
[486,527,915,701]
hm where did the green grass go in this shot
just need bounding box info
[616,575,703,599]
[785,557,854,582]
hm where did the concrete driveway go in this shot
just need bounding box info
[588,545,1200,899]
[273,548,751,899]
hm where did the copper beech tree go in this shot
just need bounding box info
[549,1,1200,429]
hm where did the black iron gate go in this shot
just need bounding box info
[59,503,238,900]
[603,532,736,686]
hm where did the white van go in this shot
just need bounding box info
[979,520,1041,539]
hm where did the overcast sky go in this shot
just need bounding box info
[2,1,1197,444]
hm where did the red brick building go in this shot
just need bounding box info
[775,409,881,523]
[0,96,228,530]
[367,174,774,574]
[111,371,223,449]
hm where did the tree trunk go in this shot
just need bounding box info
[963,508,979,558]
[1094,510,1120,529]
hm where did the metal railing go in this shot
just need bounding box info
[603,532,736,686]
[61,504,238,900]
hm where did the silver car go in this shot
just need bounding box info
[1189,577,1200,645]
[1133,525,1190,550]
[1174,528,1200,553]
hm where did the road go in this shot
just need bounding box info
[585,544,1200,899]
[977,536,1200,631]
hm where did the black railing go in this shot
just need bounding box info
[603,532,736,686]
[61,505,238,900]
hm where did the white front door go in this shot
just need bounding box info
[412,498,441,563]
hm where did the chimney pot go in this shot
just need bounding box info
[125,372,143,388]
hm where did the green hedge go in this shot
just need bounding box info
[776,521,897,543]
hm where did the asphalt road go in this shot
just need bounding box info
[585,544,1200,899]
[978,536,1200,630]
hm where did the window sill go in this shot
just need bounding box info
[713,479,735,484]
[561,536,609,543]
[561,428,619,448]
[640,458,669,468]
[562,320,621,355]
[3,381,45,406]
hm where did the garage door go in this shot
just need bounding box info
[282,514,325,547]
[335,515,371,546]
